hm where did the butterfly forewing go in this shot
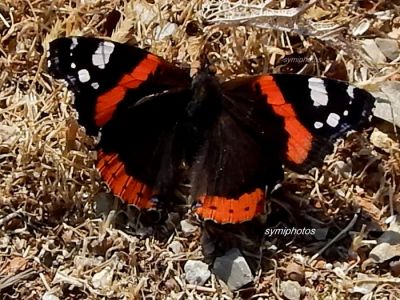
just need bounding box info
[272,74,375,138]
[48,37,191,134]
[48,37,192,209]
[221,74,375,173]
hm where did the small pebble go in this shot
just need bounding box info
[375,38,400,60]
[154,22,178,40]
[184,260,210,286]
[42,293,60,300]
[281,280,303,300]
[213,248,253,290]
[180,220,198,234]
[361,39,386,63]
[168,241,183,254]
[315,260,326,269]
[286,262,305,283]
[92,267,113,289]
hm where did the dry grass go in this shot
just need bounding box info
[0,0,399,299]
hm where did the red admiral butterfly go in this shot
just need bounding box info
[47,37,375,224]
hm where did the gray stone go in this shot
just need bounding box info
[373,81,400,127]
[281,280,302,300]
[42,292,60,300]
[132,1,157,25]
[375,38,400,61]
[92,267,113,289]
[361,39,386,63]
[168,241,183,254]
[184,260,211,286]
[180,220,197,234]
[213,248,253,290]
[154,22,178,40]
[351,273,377,295]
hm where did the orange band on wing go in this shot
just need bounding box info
[195,188,265,223]
[96,150,155,209]
[256,76,313,164]
[94,54,161,127]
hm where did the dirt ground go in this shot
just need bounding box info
[0,0,400,299]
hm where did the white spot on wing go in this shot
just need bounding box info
[103,41,115,50]
[47,60,51,68]
[326,113,340,127]
[91,82,99,89]
[314,121,323,129]
[308,77,329,106]
[347,85,355,98]
[92,41,115,69]
[343,110,349,116]
[71,62,76,69]
[78,69,90,83]
[70,37,78,50]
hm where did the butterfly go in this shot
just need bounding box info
[47,37,375,224]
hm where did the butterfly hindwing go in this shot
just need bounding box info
[99,88,192,197]
[96,150,155,209]
[191,111,284,223]
[48,37,191,134]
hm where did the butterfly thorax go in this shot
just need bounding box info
[187,71,223,124]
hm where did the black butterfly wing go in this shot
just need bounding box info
[97,89,192,207]
[191,111,284,224]
[48,37,192,209]
[48,37,191,135]
[221,74,375,173]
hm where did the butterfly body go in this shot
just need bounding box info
[48,37,375,224]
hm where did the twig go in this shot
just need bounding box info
[0,269,37,291]
[0,208,23,226]
[309,210,360,263]
[186,284,217,293]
